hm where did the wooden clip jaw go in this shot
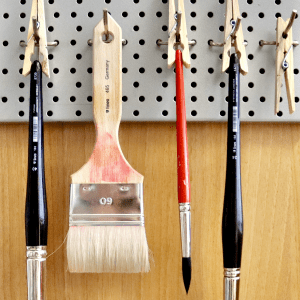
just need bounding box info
[222,0,248,75]
[22,0,49,78]
[168,0,190,69]
[275,17,295,114]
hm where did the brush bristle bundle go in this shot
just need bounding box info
[67,226,150,273]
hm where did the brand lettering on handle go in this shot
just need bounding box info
[99,197,113,205]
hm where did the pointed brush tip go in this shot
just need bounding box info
[182,257,191,294]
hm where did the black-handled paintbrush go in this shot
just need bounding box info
[25,60,48,300]
[222,53,243,300]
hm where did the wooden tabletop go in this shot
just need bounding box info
[0,122,299,299]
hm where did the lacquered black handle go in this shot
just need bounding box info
[25,61,48,247]
[222,54,243,269]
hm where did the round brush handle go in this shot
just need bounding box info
[25,61,48,247]
[176,50,190,204]
[93,14,122,134]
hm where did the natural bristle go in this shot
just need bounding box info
[182,257,191,293]
[67,226,150,273]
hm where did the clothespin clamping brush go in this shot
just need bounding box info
[209,0,248,75]
[260,10,299,114]
[20,0,57,77]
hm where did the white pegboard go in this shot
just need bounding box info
[0,0,300,122]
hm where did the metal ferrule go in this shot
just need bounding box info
[179,203,191,258]
[26,246,47,300]
[224,268,241,300]
[69,183,144,226]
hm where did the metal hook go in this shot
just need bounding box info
[282,10,297,38]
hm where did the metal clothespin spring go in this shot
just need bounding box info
[168,13,178,39]
[282,44,294,71]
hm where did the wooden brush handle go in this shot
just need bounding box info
[71,15,143,184]
[176,50,190,204]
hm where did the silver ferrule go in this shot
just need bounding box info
[69,183,144,226]
[179,203,191,258]
[224,268,240,300]
[26,246,47,300]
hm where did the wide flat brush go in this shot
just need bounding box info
[222,53,243,300]
[25,61,48,300]
[175,49,191,293]
[67,13,150,273]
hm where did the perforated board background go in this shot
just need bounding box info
[0,0,300,122]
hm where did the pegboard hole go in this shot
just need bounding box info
[243,96,249,102]
[71,12,77,18]
[54,12,60,18]
[191,110,197,117]
[87,96,92,102]
[280,97,283,102]
[208,68,214,74]
[47,82,53,88]
[3,41,8,46]
[220,110,226,117]
[248,54,254,60]
[76,26,82,32]
[156,12,162,17]
[275,0,281,4]
[122,12,128,17]
[88,12,94,18]
[259,12,264,18]
[139,96,145,102]
[219,0,225,3]
[122,96,128,102]
[19,82,25,88]
[48,54,54,60]
[191,82,197,88]
[2,97,7,103]
[260,97,266,102]
[133,110,140,116]
[156,96,162,102]
[191,96,197,102]
[49,0,54,4]
[295,97,299,103]
[2,69,8,75]
[70,40,77,46]
[208,96,214,102]
[133,25,139,31]
[19,97,24,102]
[247,26,253,32]
[76,110,82,117]
[219,26,224,32]
[207,12,213,18]
[70,68,76,74]
[225,97,229,102]
[76,82,82,88]
[156,68,162,74]
[259,68,265,74]
[162,110,168,116]
[248,111,255,117]
[139,12,145,17]
[174,97,176,102]
[219,54,223,60]
[275,13,281,18]
[242,12,247,18]
[162,25,168,31]
[220,82,226,88]
[87,67,93,74]
[47,111,53,117]
[191,26,196,31]
[162,53,168,59]
[191,53,197,60]
[70,96,76,102]
[122,68,128,73]
[76,54,82,60]
[248,82,254,88]
[277,111,283,117]
[20,0,26,4]
[294,69,299,75]
[247,0,253,4]
[48,26,54,32]
[139,67,145,74]
[19,111,25,117]
[3,13,9,19]
[105,0,111,3]
[191,12,196,18]
[162,82,168,88]
[191,68,197,74]
[133,53,140,59]
[133,82,140,88]
[53,68,59,74]
[20,26,26,32]
[53,96,59,102]
[190,0,196,3]
[139,39,145,45]
[20,13,26,18]
[19,68,23,74]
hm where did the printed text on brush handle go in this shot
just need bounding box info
[176,50,190,204]
[222,55,243,269]
[25,61,48,247]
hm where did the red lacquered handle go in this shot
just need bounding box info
[176,49,190,204]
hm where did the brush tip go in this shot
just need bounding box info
[182,257,191,293]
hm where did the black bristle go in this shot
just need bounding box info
[182,257,191,293]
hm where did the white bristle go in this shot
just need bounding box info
[67,226,150,273]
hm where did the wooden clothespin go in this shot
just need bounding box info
[168,0,190,69]
[275,11,297,114]
[259,10,298,114]
[222,0,248,75]
[22,0,49,77]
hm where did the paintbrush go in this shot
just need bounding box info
[67,12,150,273]
[25,61,48,300]
[175,49,191,293]
[222,53,243,300]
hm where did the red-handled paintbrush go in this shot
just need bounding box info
[176,49,191,293]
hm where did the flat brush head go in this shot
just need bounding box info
[182,257,191,293]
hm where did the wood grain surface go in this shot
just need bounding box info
[0,122,299,299]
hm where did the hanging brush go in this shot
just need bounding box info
[66,11,150,273]
[222,53,243,300]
